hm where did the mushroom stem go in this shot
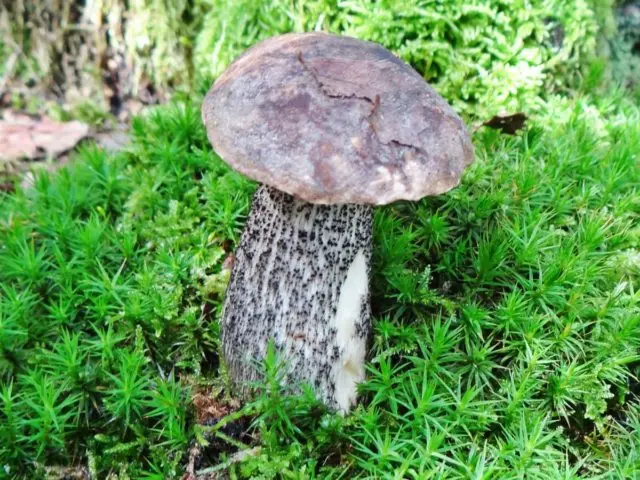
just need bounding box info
[221,184,373,412]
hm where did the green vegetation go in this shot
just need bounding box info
[1,87,638,477]
[2,0,607,118]
[195,0,600,118]
[0,105,251,477]
[608,2,640,93]
[1,0,639,477]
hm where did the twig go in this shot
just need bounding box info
[212,430,249,451]
[196,447,261,476]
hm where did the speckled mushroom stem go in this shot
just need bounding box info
[221,184,373,412]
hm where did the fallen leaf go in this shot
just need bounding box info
[192,391,235,425]
[0,111,89,161]
[482,112,528,135]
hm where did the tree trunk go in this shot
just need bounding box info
[221,184,373,412]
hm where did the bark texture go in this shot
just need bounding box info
[221,185,373,412]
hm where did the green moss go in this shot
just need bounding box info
[194,0,601,118]
[3,1,611,120]
[1,89,638,477]
[0,104,251,476]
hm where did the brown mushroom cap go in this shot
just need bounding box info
[202,32,474,205]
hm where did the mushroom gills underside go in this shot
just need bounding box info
[221,184,373,412]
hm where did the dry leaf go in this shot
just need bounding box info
[0,112,89,161]
[482,112,528,135]
[192,392,235,425]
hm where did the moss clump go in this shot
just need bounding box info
[1,90,639,477]
[194,0,600,118]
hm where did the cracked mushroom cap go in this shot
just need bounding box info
[202,32,474,205]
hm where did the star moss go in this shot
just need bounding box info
[0,91,638,477]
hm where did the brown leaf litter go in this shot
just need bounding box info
[481,112,528,135]
[0,111,90,162]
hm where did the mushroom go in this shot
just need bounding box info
[201,33,474,413]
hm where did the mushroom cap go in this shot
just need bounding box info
[202,32,474,205]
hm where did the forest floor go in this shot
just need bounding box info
[0,89,638,478]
